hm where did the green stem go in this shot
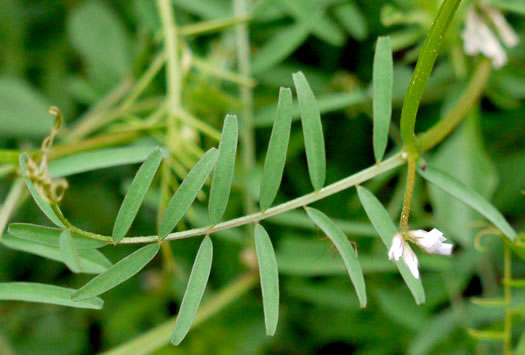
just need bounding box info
[503,243,512,354]
[180,14,252,37]
[50,204,112,243]
[101,273,257,355]
[399,154,417,234]
[418,57,492,152]
[0,178,25,240]
[234,0,257,216]
[400,0,462,152]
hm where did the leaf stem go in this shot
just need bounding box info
[400,0,462,152]
[503,242,512,354]
[399,154,417,234]
[418,57,492,152]
[101,273,257,355]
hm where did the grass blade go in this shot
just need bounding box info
[59,230,81,273]
[72,243,160,301]
[208,115,238,225]
[292,71,326,191]
[419,165,516,240]
[373,36,393,163]
[3,233,111,274]
[113,148,163,243]
[19,152,65,227]
[259,87,293,210]
[8,223,106,249]
[0,282,103,310]
[159,148,218,238]
[356,186,425,304]
[254,224,280,335]
[305,207,367,307]
[172,236,213,345]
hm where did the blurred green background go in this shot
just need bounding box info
[0,0,524,354]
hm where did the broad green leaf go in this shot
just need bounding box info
[19,153,65,227]
[372,36,393,163]
[49,145,163,178]
[293,71,326,191]
[208,115,238,224]
[254,224,280,335]
[0,78,53,137]
[159,148,218,238]
[333,3,368,40]
[252,24,309,74]
[467,329,505,341]
[356,186,425,304]
[259,87,292,210]
[0,282,103,310]
[2,234,111,274]
[427,112,498,246]
[419,165,516,241]
[305,207,367,308]
[8,223,106,249]
[171,236,213,345]
[68,1,131,86]
[72,243,160,301]
[59,230,81,273]
[113,148,163,243]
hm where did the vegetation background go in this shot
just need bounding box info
[0,0,524,354]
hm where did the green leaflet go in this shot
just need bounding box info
[418,165,516,240]
[251,24,309,75]
[59,230,81,273]
[254,224,280,335]
[356,186,425,304]
[0,282,103,310]
[8,223,106,249]
[292,71,326,191]
[49,145,163,178]
[2,234,111,274]
[171,236,213,345]
[159,148,218,238]
[113,148,163,243]
[305,207,367,308]
[19,152,65,227]
[333,3,368,40]
[259,87,292,210]
[208,115,238,225]
[372,36,393,163]
[72,243,160,301]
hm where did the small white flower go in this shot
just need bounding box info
[402,243,419,280]
[462,7,519,69]
[410,228,453,255]
[387,228,453,280]
[388,233,404,261]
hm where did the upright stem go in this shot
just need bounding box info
[400,0,462,152]
[0,178,25,240]
[399,154,417,234]
[234,0,257,216]
[503,243,512,354]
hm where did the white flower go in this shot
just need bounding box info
[388,233,420,279]
[387,228,453,279]
[388,233,404,261]
[409,228,454,255]
[462,6,519,69]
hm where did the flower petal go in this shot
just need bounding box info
[402,244,419,279]
[388,233,404,261]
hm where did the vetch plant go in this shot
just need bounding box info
[0,0,523,353]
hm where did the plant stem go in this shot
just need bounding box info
[101,273,257,355]
[400,0,462,152]
[0,178,25,240]
[179,14,252,37]
[234,0,257,216]
[503,243,512,354]
[418,57,492,152]
[399,154,417,234]
[50,204,112,243]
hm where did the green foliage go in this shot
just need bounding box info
[254,224,279,336]
[0,0,524,354]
